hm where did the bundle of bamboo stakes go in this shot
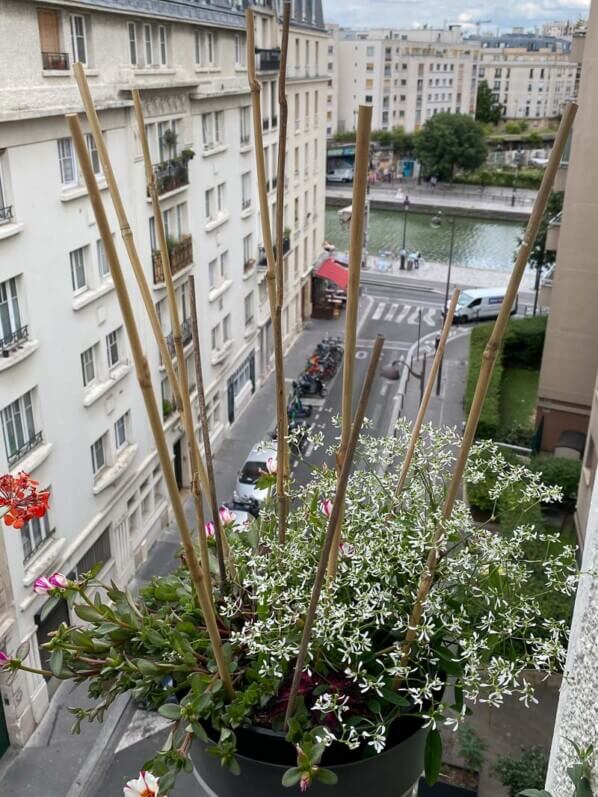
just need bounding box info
[67,0,577,726]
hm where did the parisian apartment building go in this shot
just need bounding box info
[329,25,480,135]
[0,0,327,749]
[477,33,578,122]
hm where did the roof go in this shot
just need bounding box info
[460,287,509,299]
[315,258,349,290]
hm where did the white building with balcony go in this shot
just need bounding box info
[0,0,327,752]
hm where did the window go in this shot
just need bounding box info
[208,257,218,290]
[207,31,217,66]
[0,278,22,341]
[58,137,77,186]
[22,510,52,563]
[365,95,373,103]
[86,133,101,175]
[243,233,253,267]
[366,62,374,73]
[211,323,221,351]
[220,251,229,281]
[234,34,246,67]
[80,346,96,387]
[114,412,129,450]
[241,172,251,210]
[366,46,375,56]
[70,247,87,293]
[158,119,179,160]
[106,327,121,369]
[128,22,137,65]
[70,14,87,65]
[91,434,106,475]
[244,292,254,326]
[159,26,167,65]
[97,238,110,279]
[202,113,214,149]
[205,188,214,221]
[223,314,231,343]
[215,111,224,144]
[206,390,221,431]
[144,23,153,65]
[217,182,226,213]
[74,527,111,577]
[1,391,37,466]
[240,106,251,145]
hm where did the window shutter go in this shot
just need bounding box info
[38,9,60,53]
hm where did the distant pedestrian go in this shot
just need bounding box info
[399,247,407,270]
[404,194,410,208]
[430,176,438,188]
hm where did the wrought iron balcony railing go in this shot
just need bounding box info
[1,325,29,358]
[152,235,193,284]
[0,205,13,224]
[7,430,43,468]
[42,51,69,70]
[153,155,190,196]
[165,317,193,357]
[256,48,281,72]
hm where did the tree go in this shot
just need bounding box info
[414,113,487,181]
[476,80,503,125]
[371,126,414,156]
[524,190,564,270]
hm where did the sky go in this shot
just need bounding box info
[324,0,591,32]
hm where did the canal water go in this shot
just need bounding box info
[325,207,524,272]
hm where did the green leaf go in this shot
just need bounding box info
[49,649,64,678]
[424,728,443,785]
[192,722,209,743]
[368,699,382,714]
[453,684,464,714]
[74,604,105,624]
[227,757,240,776]
[312,684,329,697]
[135,658,163,677]
[380,688,410,707]
[158,703,182,720]
[309,743,326,764]
[95,623,121,635]
[315,768,338,785]
[432,646,463,676]
[282,768,302,787]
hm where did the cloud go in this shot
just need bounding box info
[324,0,590,29]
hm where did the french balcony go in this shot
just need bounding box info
[0,206,13,224]
[242,198,252,211]
[42,51,69,70]
[1,325,30,358]
[257,236,291,268]
[8,430,44,468]
[271,115,278,129]
[256,48,281,73]
[152,235,193,284]
[153,155,190,196]
[165,317,193,358]
[23,526,56,565]
[263,118,270,131]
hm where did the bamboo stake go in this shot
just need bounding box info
[272,1,291,542]
[71,63,209,498]
[67,114,234,699]
[188,275,236,580]
[394,289,460,498]
[327,105,372,579]
[284,336,385,726]
[132,90,224,589]
[395,101,578,683]
[246,7,290,544]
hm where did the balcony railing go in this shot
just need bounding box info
[240,134,251,146]
[42,51,69,70]
[23,526,56,565]
[1,325,30,357]
[8,430,44,468]
[271,115,278,128]
[242,198,252,211]
[244,258,256,275]
[256,48,281,72]
[165,317,193,357]
[152,235,193,284]
[153,155,190,196]
[0,206,13,224]
[257,236,291,267]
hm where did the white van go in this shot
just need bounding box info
[451,288,518,324]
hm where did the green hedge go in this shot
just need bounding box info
[465,323,503,440]
[530,456,582,509]
[454,167,544,190]
[503,316,547,368]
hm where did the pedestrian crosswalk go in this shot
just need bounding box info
[369,300,441,327]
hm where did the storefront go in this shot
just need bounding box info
[311,257,349,319]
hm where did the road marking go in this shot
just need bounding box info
[407,308,421,325]
[304,442,314,458]
[423,307,437,326]
[380,382,388,397]
[115,710,172,753]
[358,338,410,349]
[385,303,399,321]
[372,301,386,321]
[356,350,368,359]
[300,396,326,407]
[395,304,411,323]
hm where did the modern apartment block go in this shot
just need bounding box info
[0,0,326,750]
[325,23,339,138]
[477,41,577,121]
[332,26,480,135]
[535,7,598,474]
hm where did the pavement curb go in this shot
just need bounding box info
[64,692,131,797]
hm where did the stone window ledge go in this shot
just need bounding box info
[205,213,230,233]
[0,339,39,373]
[83,363,131,407]
[0,221,24,240]
[208,279,232,304]
[72,279,115,311]
[92,443,138,495]
[10,442,53,478]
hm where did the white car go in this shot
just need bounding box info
[327,168,354,183]
[233,443,278,505]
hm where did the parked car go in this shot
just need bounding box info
[327,167,354,183]
[450,287,518,324]
[233,443,278,505]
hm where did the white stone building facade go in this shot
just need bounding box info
[0,0,326,751]
[333,26,480,135]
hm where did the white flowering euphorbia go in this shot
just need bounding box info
[3,424,577,793]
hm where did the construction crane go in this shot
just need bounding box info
[474,19,492,36]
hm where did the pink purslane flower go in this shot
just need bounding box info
[0,651,10,669]
[299,772,312,792]
[124,771,160,797]
[204,521,215,539]
[218,506,236,526]
[266,456,277,475]
[320,499,333,518]
[33,572,69,594]
[339,542,355,557]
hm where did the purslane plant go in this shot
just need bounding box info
[0,424,577,795]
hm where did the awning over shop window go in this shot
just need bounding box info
[315,258,349,290]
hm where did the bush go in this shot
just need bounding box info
[465,323,502,440]
[454,167,544,189]
[457,725,487,772]
[493,746,549,796]
[530,456,582,509]
[503,316,547,368]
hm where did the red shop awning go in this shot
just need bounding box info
[315,258,349,290]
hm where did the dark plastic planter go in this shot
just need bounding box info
[192,720,427,797]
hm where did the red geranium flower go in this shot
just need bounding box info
[0,473,50,529]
